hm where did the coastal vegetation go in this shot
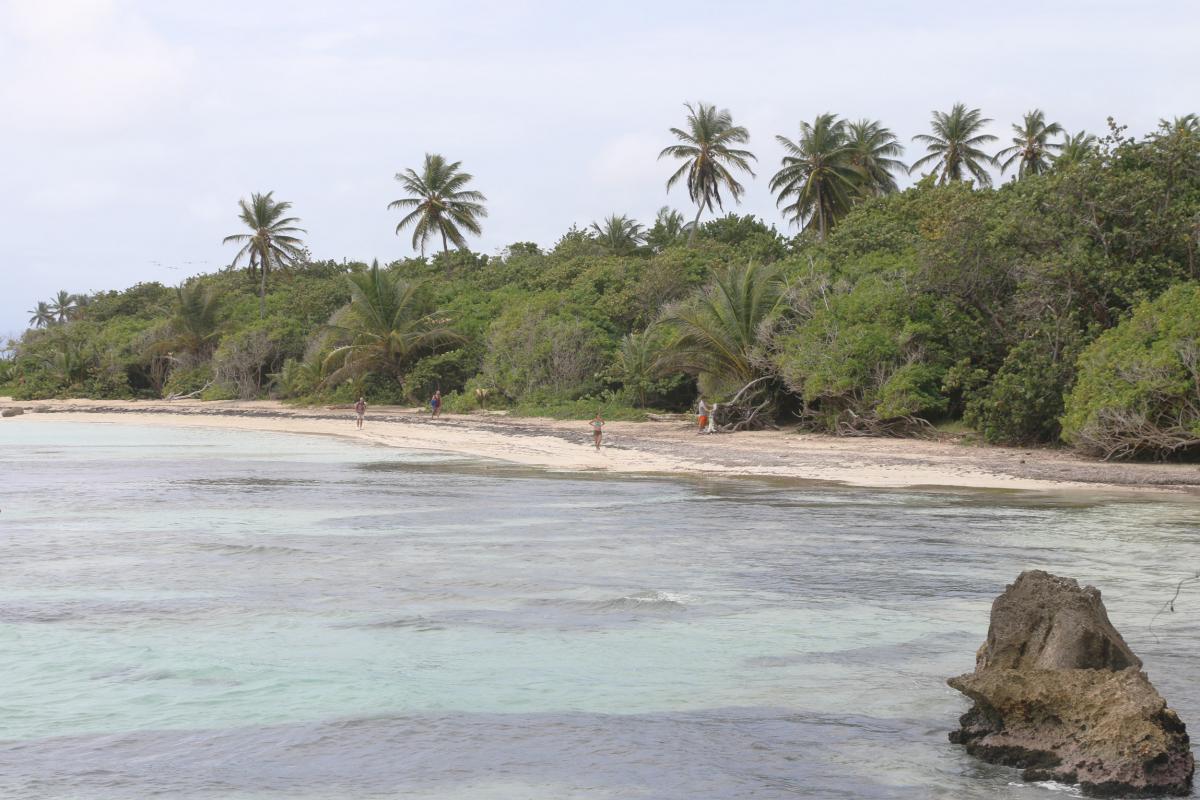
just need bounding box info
[5,106,1200,459]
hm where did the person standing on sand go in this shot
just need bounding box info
[697,396,709,434]
[355,396,366,429]
[431,390,442,418]
[590,411,605,450]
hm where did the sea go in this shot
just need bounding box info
[0,420,1196,799]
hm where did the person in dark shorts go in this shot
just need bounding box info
[355,396,366,429]
[431,390,442,418]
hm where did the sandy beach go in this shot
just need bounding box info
[3,397,1199,494]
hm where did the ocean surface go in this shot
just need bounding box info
[0,420,1197,800]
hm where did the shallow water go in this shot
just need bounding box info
[0,420,1196,799]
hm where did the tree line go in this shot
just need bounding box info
[7,108,1200,460]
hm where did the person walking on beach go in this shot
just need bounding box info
[355,396,366,429]
[430,390,442,418]
[696,395,709,434]
[590,411,605,450]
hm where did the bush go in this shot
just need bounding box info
[965,340,1076,445]
[1062,283,1200,459]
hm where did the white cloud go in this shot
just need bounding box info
[0,0,191,131]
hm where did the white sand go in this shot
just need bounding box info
[3,398,1197,495]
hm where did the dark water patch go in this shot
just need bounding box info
[195,542,314,557]
[0,708,1008,800]
[336,616,446,632]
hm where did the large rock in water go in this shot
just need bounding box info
[949,570,1193,797]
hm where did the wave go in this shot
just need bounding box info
[589,590,691,613]
[196,543,311,556]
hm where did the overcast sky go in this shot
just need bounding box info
[3,0,1199,338]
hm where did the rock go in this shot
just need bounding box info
[0,407,23,417]
[949,570,1193,797]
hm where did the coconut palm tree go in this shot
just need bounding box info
[321,260,462,387]
[845,118,906,195]
[910,103,998,187]
[659,101,756,242]
[663,261,784,392]
[590,214,645,254]
[27,301,54,328]
[48,290,77,323]
[389,154,488,256]
[996,109,1065,178]
[1054,130,1097,168]
[770,113,860,240]
[222,192,306,319]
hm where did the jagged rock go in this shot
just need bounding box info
[0,407,23,417]
[949,570,1193,797]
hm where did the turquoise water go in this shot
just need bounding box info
[0,420,1196,799]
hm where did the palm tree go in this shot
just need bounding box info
[321,261,462,387]
[770,113,860,240]
[222,192,306,319]
[659,101,756,242]
[613,324,673,407]
[996,109,1065,178]
[168,283,221,358]
[389,154,488,256]
[48,290,77,323]
[1054,130,1097,168]
[845,119,906,195]
[1160,114,1200,141]
[647,206,689,249]
[590,214,645,254]
[27,301,54,328]
[663,261,784,392]
[910,103,998,187]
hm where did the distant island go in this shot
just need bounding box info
[4,106,1200,462]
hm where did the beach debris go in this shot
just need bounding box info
[1,407,23,417]
[948,570,1193,797]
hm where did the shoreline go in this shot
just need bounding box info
[3,398,1199,495]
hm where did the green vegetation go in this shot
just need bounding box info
[5,106,1200,460]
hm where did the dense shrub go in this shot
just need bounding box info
[1062,283,1200,459]
[964,340,1078,445]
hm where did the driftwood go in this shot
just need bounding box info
[708,377,775,433]
[165,381,212,401]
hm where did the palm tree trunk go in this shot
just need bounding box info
[441,229,449,256]
[258,248,270,320]
[687,204,703,245]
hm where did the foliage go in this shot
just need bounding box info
[321,261,462,390]
[997,109,1064,178]
[1062,284,1200,459]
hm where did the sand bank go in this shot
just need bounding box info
[3,398,1198,495]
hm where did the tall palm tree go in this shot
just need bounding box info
[48,291,77,323]
[845,119,906,195]
[321,261,462,387]
[27,301,54,328]
[1160,114,1200,141]
[910,103,998,187]
[222,192,306,319]
[770,113,860,240]
[389,154,488,256]
[996,109,1065,178]
[590,214,645,254]
[1054,130,1097,168]
[659,101,756,242]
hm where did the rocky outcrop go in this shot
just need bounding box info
[949,570,1193,797]
[0,407,23,417]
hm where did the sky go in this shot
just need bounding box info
[3,0,1199,338]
